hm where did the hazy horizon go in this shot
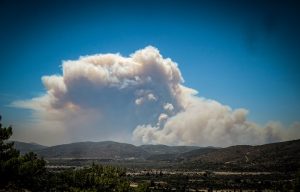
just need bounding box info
[11,137,300,149]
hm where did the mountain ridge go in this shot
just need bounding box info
[12,139,300,172]
[12,141,47,154]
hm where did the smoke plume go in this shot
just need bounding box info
[12,46,300,146]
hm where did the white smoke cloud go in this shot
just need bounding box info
[11,46,300,146]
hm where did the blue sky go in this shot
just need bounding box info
[1,0,300,131]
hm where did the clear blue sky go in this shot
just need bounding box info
[1,0,300,126]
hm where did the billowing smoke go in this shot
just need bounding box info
[12,46,300,146]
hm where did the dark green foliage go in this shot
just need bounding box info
[0,116,47,191]
[48,164,130,191]
[0,123,20,161]
[17,152,46,190]
[0,118,20,187]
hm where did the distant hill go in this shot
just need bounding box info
[180,139,300,162]
[140,144,200,155]
[179,139,300,172]
[13,141,47,154]
[36,141,149,159]
[178,147,219,160]
[142,145,210,162]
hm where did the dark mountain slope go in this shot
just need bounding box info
[13,141,47,154]
[179,147,219,160]
[180,139,300,171]
[140,144,200,155]
[146,146,217,162]
[181,139,300,163]
[37,141,149,159]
